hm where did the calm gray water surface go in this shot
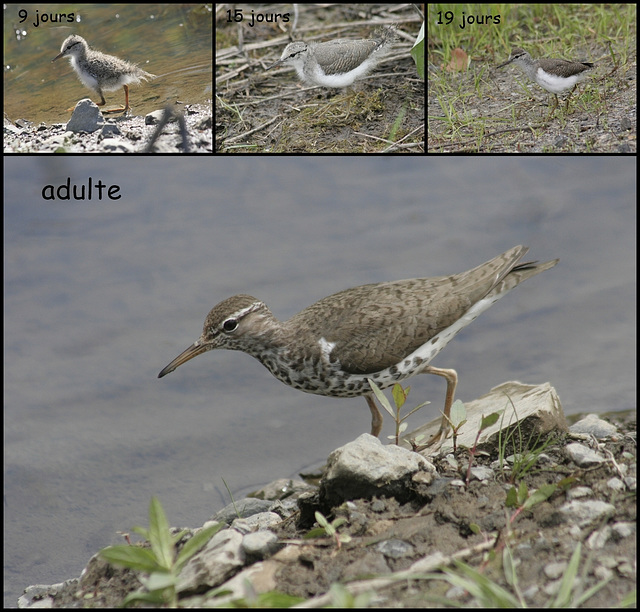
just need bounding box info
[4,157,635,605]
[5,4,212,123]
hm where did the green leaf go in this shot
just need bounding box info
[502,547,518,589]
[332,517,347,529]
[142,571,178,591]
[505,486,519,509]
[445,560,521,607]
[314,511,335,536]
[304,527,327,539]
[147,496,174,570]
[480,411,502,430]
[247,591,307,607]
[551,542,581,607]
[521,484,557,511]
[410,22,425,80]
[99,545,161,573]
[392,383,407,408]
[123,590,168,606]
[367,379,395,417]
[403,400,431,420]
[517,481,528,506]
[450,399,467,427]
[315,511,329,528]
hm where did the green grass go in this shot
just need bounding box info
[428,4,636,151]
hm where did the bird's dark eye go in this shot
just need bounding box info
[223,318,238,332]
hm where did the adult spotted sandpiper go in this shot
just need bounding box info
[497,48,593,114]
[158,246,558,443]
[266,25,396,88]
[52,34,155,113]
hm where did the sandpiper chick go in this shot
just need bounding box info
[497,47,593,113]
[267,25,396,88]
[52,34,155,113]
[159,246,558,445]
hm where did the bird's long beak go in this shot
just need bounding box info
[158,341,208,378]
[496,56,514,69]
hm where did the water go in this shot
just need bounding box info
[4,156,635,605]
